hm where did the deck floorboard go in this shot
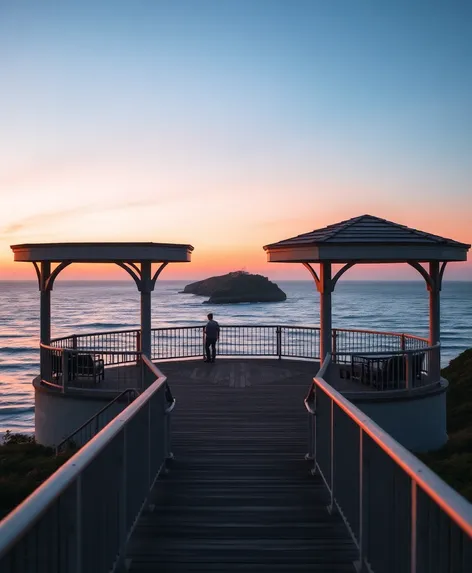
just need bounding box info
[126,359,356,572]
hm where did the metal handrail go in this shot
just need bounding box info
[333,344,439,357]
[52,328,140,342]
[304,353,331,415]
[50,325,430,345]
[0,359,169,568]
[313,354,472,569]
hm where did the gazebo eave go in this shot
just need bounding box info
[264,243,469,264]
[10,242,194,263]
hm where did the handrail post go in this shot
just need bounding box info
[276,326,282,359]
[401,333,406,351]
[405,352,410,390]
[306,413,314,460]
[411,481,417,573]
[118,427,128,569]
[72,335,77,350]
[62,350,69,393]
[328,398,336,514]
[433,344,441,382]
[355,428,368,572]
[136,331,142,365]
[75,475,83,573]
[166,412,173,461]
[332,330,337,364]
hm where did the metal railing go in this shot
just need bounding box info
[305,354,472,573]
[55,388,140,455]
[0,356,174,573]
[334,345,439,390]
[51,325,428,361]
[40,344,144,393]
[47,326,438,392]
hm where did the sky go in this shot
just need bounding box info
[0,0,471,281]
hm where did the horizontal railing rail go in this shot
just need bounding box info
[0,356,173,573]
[307,354,472,573]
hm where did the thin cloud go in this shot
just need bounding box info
[0,197,178,240]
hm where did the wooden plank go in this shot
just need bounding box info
[126,359,356,572]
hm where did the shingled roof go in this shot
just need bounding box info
[263,215,470,263]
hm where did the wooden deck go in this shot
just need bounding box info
[125,359,357,572]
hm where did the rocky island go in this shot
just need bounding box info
[181,271,287,304]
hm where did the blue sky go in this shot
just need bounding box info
[1,0,471,280]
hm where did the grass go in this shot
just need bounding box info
[0,432,76,520]
[419,348,472,502]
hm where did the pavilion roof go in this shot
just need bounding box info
[263,215,470,263]
[10,242,194,263]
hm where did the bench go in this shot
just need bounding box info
[351,352,425,390]
[50,352,105,384]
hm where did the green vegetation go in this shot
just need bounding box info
[419,349,472,502]
[0,432,76,520]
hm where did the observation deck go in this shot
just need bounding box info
[1,329,471,573]
[37,325,445,452]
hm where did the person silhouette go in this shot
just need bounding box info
[203,313,220,363]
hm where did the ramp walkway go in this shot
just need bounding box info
[125,359,357,572]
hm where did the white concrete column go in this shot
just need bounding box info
[140,261,152,358]
[319,262,333,365]
[429,261,441,378]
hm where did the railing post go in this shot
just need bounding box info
[62,350,69,393]
[136,331,142,366]
[406,352,416,390]
[332,330,337,363]
[148,399,152,487]
[276,326,282,359]
[118,428,128,569]
[72,335,77,350]
[411,481,417,573]
[328,399,335,514]
[405,353,410,390]
[306,413,314,460]
[75,475,83,573]
[166,412,174,461]
[433,344,441,382]
[140,357,145,390]
[40,344,51,384]
[355,428,369,572]
[401,333,406,351]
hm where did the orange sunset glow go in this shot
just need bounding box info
[1,2,471,281]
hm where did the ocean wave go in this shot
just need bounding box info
[78,322,133,329]
[0,334,27,339]
[0,362,38,371]
[0,406,35,415]
[0,347,36,354]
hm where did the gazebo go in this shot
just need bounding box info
[11,241,194,362]
[10,242,193,445]
[263,214,470,373]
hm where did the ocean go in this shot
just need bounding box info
[0,280,471,435]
